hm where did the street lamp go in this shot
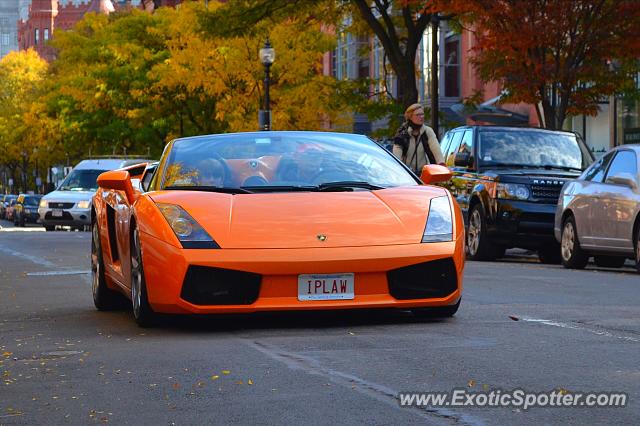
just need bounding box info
[259,38,275,131]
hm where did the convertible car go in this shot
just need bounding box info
[92,131,464,326]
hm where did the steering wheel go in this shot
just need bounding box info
[242,176,269,186]
[310,169,354,185]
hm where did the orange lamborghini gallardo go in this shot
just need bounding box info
[91,131,464,326]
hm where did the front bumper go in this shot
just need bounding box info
[487,199,558,248]
[21,212,40,223]
[137,231,464,315]
[38,207,91,227]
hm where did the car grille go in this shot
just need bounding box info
[48,202,75,209]
[387,258,458,300]
[530,185,562,201]
[44,211,74,221]
[180,266,261,305]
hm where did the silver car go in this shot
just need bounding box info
[554,144,640,272]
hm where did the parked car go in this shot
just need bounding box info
[0,194,17,220]
[39,158,152,231]
[4,198,17,222]
[13,194,43,227]
[555,144,640,272]
[92,131,463,326]
[439,126,594,263]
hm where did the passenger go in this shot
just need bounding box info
[196,157,227,187]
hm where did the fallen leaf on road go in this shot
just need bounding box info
[509,315,520,321]
[222,370,230,375]
[247,379,253,385]
[211,375,219,380]
[468,380,475,388]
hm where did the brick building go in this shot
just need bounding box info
[15,0,174,61]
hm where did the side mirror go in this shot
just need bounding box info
[97,170,136,204]
[605,172,638,190]
[454,152,472,168]
[420,164,453,185]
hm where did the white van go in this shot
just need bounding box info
[38,158,151,231]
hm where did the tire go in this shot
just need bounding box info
[538,243,562,264]
[91,221,122,310]
[466,204,501,261]
[130,227,157,327]
[634,225,640,274]
[594,255,626,268]
[45,225,55,232]
[560,216,589,269]
[412,299,461,319]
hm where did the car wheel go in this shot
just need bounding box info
[560,216,589,269]
[466,204,501,261]
[45,225,55,232]
[91,221,122,310]
[412,299,461,319]
[131,228,157,327]
[594,255,626,268]
[538,243,562,264]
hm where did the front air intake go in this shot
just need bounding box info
[387,258,458,300]
[180,266,261,305]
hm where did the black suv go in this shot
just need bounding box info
[439,126,594,263]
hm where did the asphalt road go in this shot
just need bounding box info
[0,221,638,425]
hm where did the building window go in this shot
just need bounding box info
[444,34,460,98]
[35,28,39,45]
[44,28,49,41]
[422,25,437,100]
[1,33,9,46]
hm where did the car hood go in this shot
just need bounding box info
[480,168,581,184]
[42,190,95,203]
[149,186,446,249]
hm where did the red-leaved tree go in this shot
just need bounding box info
[435,0,640,129]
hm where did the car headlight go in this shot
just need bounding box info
[496,183,530,200]
[39,200,48,208]
[156,203,219,249]
[422,196,453,243]
[77,200,91,209]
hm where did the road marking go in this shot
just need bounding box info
[26,270,90,276]
[0,226,46,232]
[520,317,640,343]
[247,340,486,426]
[0,245,59,268]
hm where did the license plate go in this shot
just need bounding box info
[52,209,63,217]
[298,273,354,301]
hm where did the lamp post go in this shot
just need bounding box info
[259,38,275,131]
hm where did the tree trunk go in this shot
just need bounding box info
[352,0,431,109]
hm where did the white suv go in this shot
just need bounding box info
[39,158,151,231]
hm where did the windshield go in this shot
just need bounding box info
[478,130,593,170]
[24,196,41,206]
[59,169,104,191]
[160,133,418,191]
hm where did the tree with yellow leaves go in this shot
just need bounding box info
[0,49,48,193]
